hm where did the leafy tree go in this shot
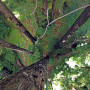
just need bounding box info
[0,0,90,90]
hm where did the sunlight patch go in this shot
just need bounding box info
[2,0,6,1]
[13,11,20,19]
[85,54,90,65]
[52,81,62,90]
[66,57,77,68]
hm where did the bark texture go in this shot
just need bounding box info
[0,56,49,90]
[55,5,90,49]
[0,0,36,44]
[49,0,55,22]
[0,2,90,90]
[42,0,47,16]
[0,39,33,55]
[35,12,40,27]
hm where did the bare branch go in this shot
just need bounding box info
[57,52,73,59]
[39,8,49,39]
[0,39,33,55]
[30,0,38,15]
[36,4,90,44]
[35,8,49,46]
[48,4,90,26]
[65,38,90,49]
[47,8,49,24]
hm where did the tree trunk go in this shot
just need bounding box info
[0,56,49,90]
[42,0,47,16]
[49,0,55,22]
[0,0,36,44]
[55,5,90,49]
[0,39,33,55]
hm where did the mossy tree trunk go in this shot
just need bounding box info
[0,1,90,90]
[0,0,36,44]
[0,57,49,90]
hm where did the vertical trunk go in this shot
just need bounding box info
[42,0,47,16]
[49,0,55,22]
[0,0,36,44]
[55,5,90,49]
[0,56,49,90]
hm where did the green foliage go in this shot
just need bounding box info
[26,47,42,65]
[1,0,90,89]
[0,50,19,77]
[5,28,26,48]
[4,51,16,64]
[0,14,11,39]
[49,42,90,89]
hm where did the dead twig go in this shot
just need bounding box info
[30,0,38,15]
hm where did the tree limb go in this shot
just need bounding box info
[30,0,38,15]
[0,0,36,44]
[64,38,90,49]
[55,5,90,49]
[56,52,73,59]
[49,0,55,22]
[48,4,90,26]
[0,39,33,55]
[42,0,47,16]
[36,4,90,42]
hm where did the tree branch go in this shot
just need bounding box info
[48,4,90,26]
[0,0,36,44]
[56,52,73,59]
[42,0,47,16]
[0,39,33,55]
[81,66,90,69]
[64,38,90,49]
[55,5,90,49]
[36,4,90,43]
[49,0,55,22]
[30,0,38,15]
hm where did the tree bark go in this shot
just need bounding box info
[54,5,90,49]
[0,0,36,44]
[0,39,33,55]
[35,12,40,27]
[0,56,49,90]
[49,0,55,22]
[0,3,90,90]
[42,0,47,16]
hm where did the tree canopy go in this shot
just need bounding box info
[0,0,90,90]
